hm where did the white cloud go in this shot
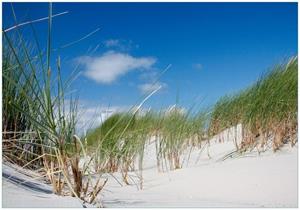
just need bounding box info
[138,82,167,95]
[77,51,156,84]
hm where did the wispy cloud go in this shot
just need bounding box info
[139,71,158,82]
[138,65,170,95]
[138,82,167,94]
[103,39,120,47]
[103,39,138,51]
[77,51,156,84]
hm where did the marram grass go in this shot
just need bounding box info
[209,56,297,152]
[2,3,298,203]
[2,3,107,206]
[87,56,297,177]
[86,106,208,174]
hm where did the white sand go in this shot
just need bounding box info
[2,125,298,207]
[2,163,88,208]
[101,127,298,207]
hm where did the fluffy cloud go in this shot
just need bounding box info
[77,51,156,84]
[138,82,167,95]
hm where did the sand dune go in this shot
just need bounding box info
[2,128,297,207]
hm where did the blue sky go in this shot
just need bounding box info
[2,2,298,124]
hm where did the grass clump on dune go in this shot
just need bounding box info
[209,56,298,152]
[86,111,152,188]
[158,107,191,170]
[87,112,137,172]
[4,3,297,203]
[2,3,107,205]
[86,56,297,184]
[87,106,208,176]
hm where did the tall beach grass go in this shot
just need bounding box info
[209,57,297,152]
[2,3,107,205]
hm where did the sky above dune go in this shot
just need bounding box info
[2,2,297,130]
